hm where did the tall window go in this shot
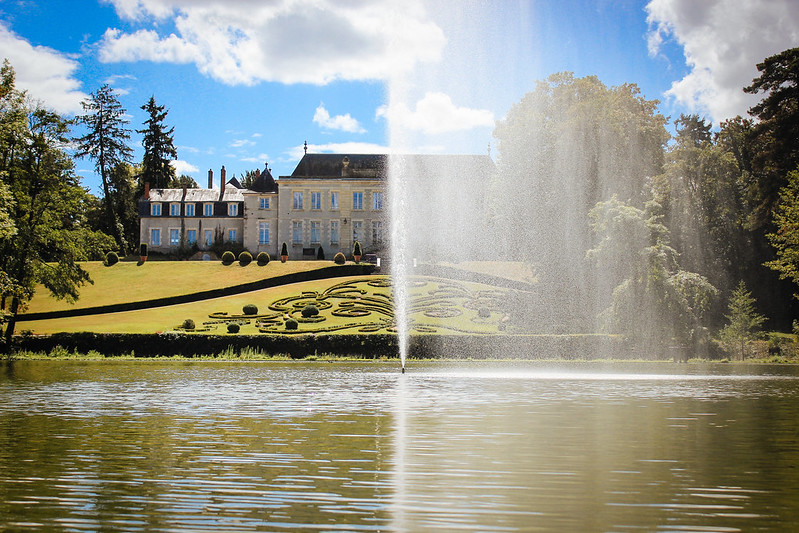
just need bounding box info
[204,203,213,217]
[330,220,340,245]
[151,203,162,216]
[170,228,180,246]
[372,192,383,211]
[260,197,270,209]
[352,192,363,210]
[330,191,339,210]
[228,203,238,216]
[310,221,320,244]
[170,203,180,216]
[372,221,383,244]
[352,221,362,243]
[311,192,321,210]
[187,229,197,244]
[293,192,303,210]
[185,204,195,217]
[259,222,270,245]
[151,228,161,245]
[204,229,213,247]
[292,221,303,245]
[228,229,237,242]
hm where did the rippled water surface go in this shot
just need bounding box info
[1,360,799,531]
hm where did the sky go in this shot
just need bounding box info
[1,0,797,195]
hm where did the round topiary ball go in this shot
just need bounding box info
[301,304,319,318]
[285,318,298,330]
[334,252,346,265]
[478,307,491,318]
[238,251,252,266]
[242,304,258,315]
[221,251,235,264]
[256,252,270,266]
[227,323,240,333]
[182,318,195,330]
[104,251,119,266]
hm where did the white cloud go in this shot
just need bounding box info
[0,22,87,114]
[287,141,388,161]
[646,0,799,122]
[376,92,494,135]
[230,138,255,148]
[171,159,199,175]
[313,103,365,134]
[98,0,445,85]
[240,153,270,164]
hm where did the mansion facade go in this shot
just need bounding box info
[139,153,494,259]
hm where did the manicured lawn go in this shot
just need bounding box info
[24,260,336,313]
[438,261,537,284]
[21,275,516,336]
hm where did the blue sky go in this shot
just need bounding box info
[1,0,797,194]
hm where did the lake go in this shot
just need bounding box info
[1,360,798,531]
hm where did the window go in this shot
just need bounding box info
[373,192,383,211]
[311,191,321,210]
[372,221,383,244]
[352,221,362,243]
[204,229,213,247]
[259,197,270,209]
[187,229,197,245]
[204,203,214,217]
[151,228,161,246]
[185,204,195,217]
[330,191,339,210]
[151,203,162,216]
[170,203,181,216]
[228,229,237,242]
[353,192,363,210]
[170,228,180,246]
[310,221,320,244]
[292,221,303,245]
[330,220,340,245]
[259,222,270,245]
[228,203,238,216]
[293,192,303,210]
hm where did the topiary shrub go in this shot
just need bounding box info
[353,240,362,260]
[227,323,240,333]
[301,304,320,318]
[478,307,491,318]
[243,304,258,315]
[280,242,289,262]
[181,318,196,330]
[317,246,325,260]
[139,243,148,257]
[334,252,346,265]
[104,251,119,266]
[257,252,270,266]
[221,251,235,264]
[238,251,252,266]
[285,318,298,330]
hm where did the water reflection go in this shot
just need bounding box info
[1,361,798,531]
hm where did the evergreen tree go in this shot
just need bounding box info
[74,84,133,253]
[719,281,767,360]
[138,95,177,190]
[766,168,799,296]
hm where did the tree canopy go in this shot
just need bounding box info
[138,95,177,190]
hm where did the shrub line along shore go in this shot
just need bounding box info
[18,264,375,322]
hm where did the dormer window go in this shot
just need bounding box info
[228,203,238,216]
[185,204,195,217]
[151,203,162,216]
[170,203,180,216]
[204,203,213,217]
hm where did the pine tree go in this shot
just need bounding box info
[138,96,177,189]
[74,85,133,253]
[719,281,767,360]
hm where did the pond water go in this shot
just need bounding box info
[1,360,798,531]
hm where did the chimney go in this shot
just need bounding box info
[207,169,213,189]
[144,182,150,200]
[219,165,226,200]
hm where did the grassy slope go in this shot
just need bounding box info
[24,260,333,314]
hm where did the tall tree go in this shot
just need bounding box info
[766,168,799,296]
[0,64,115,345]
[719,281,767,360]
[743,47,799,229]
[138,95,177,190]
[74,85,133,253]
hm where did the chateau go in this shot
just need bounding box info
[139,153,495,258]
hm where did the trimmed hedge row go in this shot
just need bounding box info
[12,332,628,360]
[18,263,376,322]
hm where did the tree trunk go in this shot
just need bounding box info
[3,295,19,348]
